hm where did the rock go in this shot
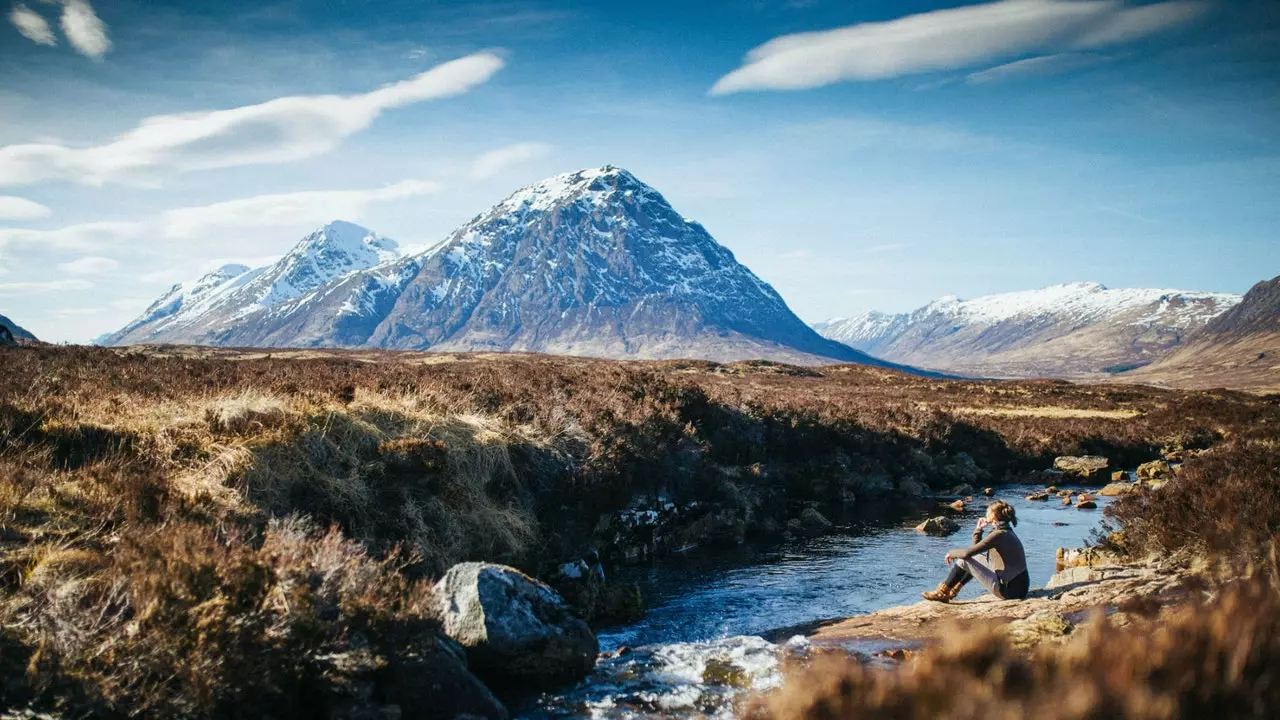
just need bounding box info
[382,647,510,720]
[1077,493,1097,502]
[1076,499,1098,509]
[983,487,994,496]
[1026,493,1049,501]
[1052,456,1111,481]
[915,516,960,536]
[1111,470,1130,482]
[964,496,974,503]
[1137,460,1172,480]
[948,499,966,512]
[434,563,598,685]
[897,477,927,497]
[799,507,833,536]
[1045,485,1058,493]
[1055,546,1121,573]
[949,483,975,496]
[1006,611,1074,649]
[1056,490,1073,497]
[1061,496,1072,505]
[1098,482,1137,497]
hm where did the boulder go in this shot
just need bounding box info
[1056,490,1073,497]
[1061,496,1072,506]
[1098,482,1137,497]
[915,516,960,536]
[1076,499,1098,509]
[897,477,927,497]
[982,487,995,496]
[435,563,598,685]
[1052,456,1111,481]
[1055,546,1121,573]
[799,507,833,536]
[1111,470,1130,482]
[1026,493,1049,501]
[948,500,966,512]
[1137,460,1172,480]
[1045,485,1058,493]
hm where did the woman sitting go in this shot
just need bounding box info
[922,500,1029,603]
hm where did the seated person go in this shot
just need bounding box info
[923,500,1028,603]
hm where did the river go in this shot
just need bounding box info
[521,483,1114,718]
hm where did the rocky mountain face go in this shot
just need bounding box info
[105,167,883,366]
[100,221,401,347]
[1118,275,1279,392]
[0,313,36,342]
[813,282,1242,379]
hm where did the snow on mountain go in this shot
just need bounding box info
[103,167,898,368]
[101,221,401,346]
[815,282,1242,379]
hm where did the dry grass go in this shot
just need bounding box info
[753,558,1280,720]
[951,406,1142,419]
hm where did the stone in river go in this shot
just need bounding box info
[915,516,960,536]
[1053,456,1112,481]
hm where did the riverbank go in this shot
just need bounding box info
[2,345,1277,717]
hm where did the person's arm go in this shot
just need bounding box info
[948,530,1001,561]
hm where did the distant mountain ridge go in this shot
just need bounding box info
[813,282,1242,379]
[1117,275,1280,392]
[0,313,36,342]
[104,167,893,368]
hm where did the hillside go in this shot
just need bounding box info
[106,167,881,366]
[1118,275,1280,392]
[814,282,1241,379]
[0,313,36,343]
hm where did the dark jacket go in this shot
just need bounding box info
[952,521,1029,598]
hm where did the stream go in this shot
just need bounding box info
[521,483,1114,719]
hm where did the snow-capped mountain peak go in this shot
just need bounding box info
[814,282,1243,378]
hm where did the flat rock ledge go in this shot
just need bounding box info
[806,556,1192,651]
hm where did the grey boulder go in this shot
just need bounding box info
[435,563,598,685]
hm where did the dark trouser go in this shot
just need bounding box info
[945,557,1029,600]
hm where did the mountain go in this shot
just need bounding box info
[813,282,1242,379]
[0,313,36,343]
[101,221,401,346]
[1118,275,1280,392]
[105,167,885,367]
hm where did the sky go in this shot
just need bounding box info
[1,0,1277,343]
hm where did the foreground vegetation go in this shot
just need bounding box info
[0,344,1276,716]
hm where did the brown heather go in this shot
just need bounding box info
[0,344,1277,716]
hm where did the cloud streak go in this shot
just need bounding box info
[0,278,94,295]
[59,0,110,59]
[966,52,1110,84]
[58,256,119,275]
[0,195,52,220]
[710,0,1208,94]
[470,142,552,180]
[0,52,505,187]
[9,3,55,45]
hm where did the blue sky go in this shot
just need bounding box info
[1,0,1277,343]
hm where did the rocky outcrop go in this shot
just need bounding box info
[807,554,1193,651]
[1137,460,1173,480]
[434,563,598,685]
[1098,481,1139,497]
[915,517,960,536]
[1053,456,1112,481]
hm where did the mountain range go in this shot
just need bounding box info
[103,167,883,367]
[0,313,36,342]
[813,282,1243,379]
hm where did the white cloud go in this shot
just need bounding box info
[58,255,119,275]
[59,0,110,59]
[9,3,55,45]
[0,195,52,220]
[470,142,552,180]
[966,52,1110,83]
[0,278,93,294]
[158,179,439,239]
[0,220,143,253]
[710,0,1207,94]
[0,52,505,187]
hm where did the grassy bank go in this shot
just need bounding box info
[1,345,1276,716]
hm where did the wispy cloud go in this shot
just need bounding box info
[0,195,51,220]
[0,278,94,295]
[0,52,504,187]
[867,243,912,253]
[59,0,110,59]
[710,0,1208,94]
[57,256,119,275]
[470,142,552,180]
[158,180,439,239]
[9,3,55,46]
[966,52,1110,84]
[0,179,439,255]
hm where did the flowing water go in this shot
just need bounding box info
[521,483,1114,718]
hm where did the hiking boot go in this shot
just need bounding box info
[921,582,957,603]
